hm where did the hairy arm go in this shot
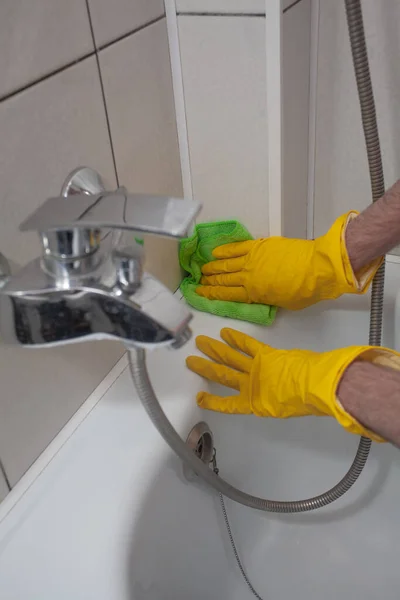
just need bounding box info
[346,179,400,272]
[341,181,400,444]
[338,361,400,446]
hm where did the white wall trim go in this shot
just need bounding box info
[306,0,320,239]
[0,354,128,524]
[265,0,283,235]
[165,0,194,199]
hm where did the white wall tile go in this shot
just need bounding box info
[0,0,93,98]
[176,0,297,13]
[314,0,400,236]
[282,0,310,238]
[99,20,183,290]
[88,0,164,47]
[0,468,8,503]
[178,15,268,238]
[0,57,123,486]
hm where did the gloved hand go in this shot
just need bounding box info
[197,212,382,310]
[186,327,398,442]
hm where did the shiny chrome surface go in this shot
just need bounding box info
[60,166,119,255]
[0,254,10,290]
[0,264,192,348]
[41,228,101,259]
[186,422,214,464]
[20,190,201,239]
[61,166,123,251]
[183,421,214,483]
[113,244,144,294]
[0,168,199,349]
[61,166,107,198]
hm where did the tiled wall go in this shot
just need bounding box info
[0,0,182,501]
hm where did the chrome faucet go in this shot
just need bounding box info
[0,168,200,349]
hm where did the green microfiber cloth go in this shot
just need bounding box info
[179,220,277,326]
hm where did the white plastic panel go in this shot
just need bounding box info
[178,15,269,237]
[176,0,299,13]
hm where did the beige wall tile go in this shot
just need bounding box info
[0,57,123,485]
[178,15,268,238]
[0,58,116,267]
[314,0,400,236]
[88,0,164,47]
[99,20,183,291]
[0,0,93,98]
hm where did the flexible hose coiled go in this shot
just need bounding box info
[130,348,369,513]
[128,0,386,513]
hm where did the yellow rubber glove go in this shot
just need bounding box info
[186,328,400,442]
[197,212,382,310]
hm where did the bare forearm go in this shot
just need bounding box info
[338,361,400,446]
[346,179,400,273]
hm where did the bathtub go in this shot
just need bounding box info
[1,260,400,599]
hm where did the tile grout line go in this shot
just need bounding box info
[0,4,308,106]
[283,0,304,13]
[85,0,120,186]
[97,14,166,52]
[0,458,11,492]
[0,52,95,104]
[0,14,165,107]
[177,2,304,18]
[177,12,265,17]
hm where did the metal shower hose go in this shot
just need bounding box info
[128,0,385,514]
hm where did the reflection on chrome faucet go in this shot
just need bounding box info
[0,167,201,350]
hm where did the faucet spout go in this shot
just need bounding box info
[0,269,192,349]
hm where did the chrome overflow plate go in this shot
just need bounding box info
[183,421,214,482]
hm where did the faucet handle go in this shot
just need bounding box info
[20,189,201,239]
